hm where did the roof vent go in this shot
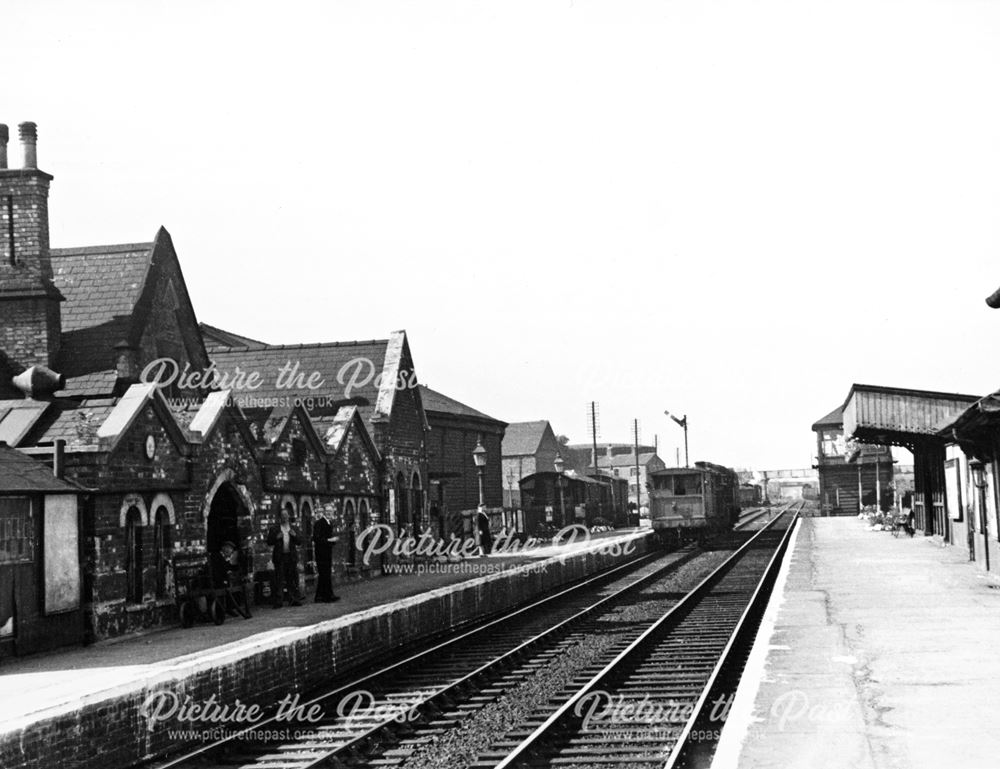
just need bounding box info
[12,365,65,397]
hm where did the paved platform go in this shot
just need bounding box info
[0,528,651,769]
[713,517,1000,769]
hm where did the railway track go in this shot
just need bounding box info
[144,541,705,769]
[477,501,802,769]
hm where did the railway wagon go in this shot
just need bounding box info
[518,470,627,534]
[738,483,763,508]
[648,461,741,540]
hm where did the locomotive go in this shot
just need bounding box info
[647,461,741,542]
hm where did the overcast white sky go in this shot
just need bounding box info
[5,0,1000,469]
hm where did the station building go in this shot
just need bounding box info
[419,385,507,537]
[0,123,440,650]
[812,402,894,515]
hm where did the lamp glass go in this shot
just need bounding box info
[554,453,564,474]
[472,442,487,468]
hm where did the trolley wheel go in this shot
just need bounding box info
[211,598,226,625]
[179,600,195,629]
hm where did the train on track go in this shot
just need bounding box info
[648,461,742,543]
[518,470,630,534]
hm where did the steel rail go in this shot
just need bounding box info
[489,504,799,769]
[146,536,694,769]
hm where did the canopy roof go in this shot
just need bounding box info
[842,383,979,448]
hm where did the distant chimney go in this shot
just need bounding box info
[53,438,65,479]
[19,122,37,169]
[0,125,7,170]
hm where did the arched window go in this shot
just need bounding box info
[153,506,172,599]
[344,500,357,567]
[125,506,144,604]
[300,499,314,565]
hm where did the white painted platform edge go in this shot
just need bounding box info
[710,517,801,769]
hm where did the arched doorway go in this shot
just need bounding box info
[207,482,251,569]
[124,506,144,604]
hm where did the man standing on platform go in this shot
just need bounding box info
[267,509,303,608]
[313,504,340,603]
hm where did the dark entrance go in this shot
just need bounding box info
[207,482,250,571]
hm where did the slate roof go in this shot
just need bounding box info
[419,385,504,424]
[200,323,266,348]
[811,405,844,431]
[598,452,661,468]
[50,242,153,380]
[207,339,391,433]
[0,443,81,493]
[502,421,551,457]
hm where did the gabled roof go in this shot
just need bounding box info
[419,385,505,425]
[0,444,81,494]
[206,329,426,434]
[323,404,381,462]
[258,402,329,460]
[811,405,843,431]
[502,420,553,457]
[49,228,210,396]
[95,383,188,454]
[199,323,266,348]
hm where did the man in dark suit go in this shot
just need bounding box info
[313,505,340,603]
[266,510,302,608]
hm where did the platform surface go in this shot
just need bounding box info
[0,528,646,736]
[713,516,1000,769]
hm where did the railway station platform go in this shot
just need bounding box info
[0,528,652,769]
[713,516,1000,769]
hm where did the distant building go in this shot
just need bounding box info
[812,404,893,515]
[501,421,563,507]
[419,385,506,537]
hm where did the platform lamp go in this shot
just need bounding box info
[554,452,567,527]
[969,458,991,572]
[664,411,689,467]
[473,440,487,550]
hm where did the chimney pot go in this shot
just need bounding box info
[0,124,7,170]
[18,122,37,169]
[53,439,66,479]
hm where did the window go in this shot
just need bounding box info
[153,507,172,599]
[344,500,357,567]
[820,430,845,458]
[125,506,144,604]
[0,497,33,564]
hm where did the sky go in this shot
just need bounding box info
[4,0,1000,470]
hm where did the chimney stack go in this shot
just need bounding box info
[53,439,65,479]
[0,125,8,170]
[19,122,37,169]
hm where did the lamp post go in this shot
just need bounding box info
[554,452,567,527]
[473,440,487,551]
[970,459,990,572]
[664,411,689,467]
